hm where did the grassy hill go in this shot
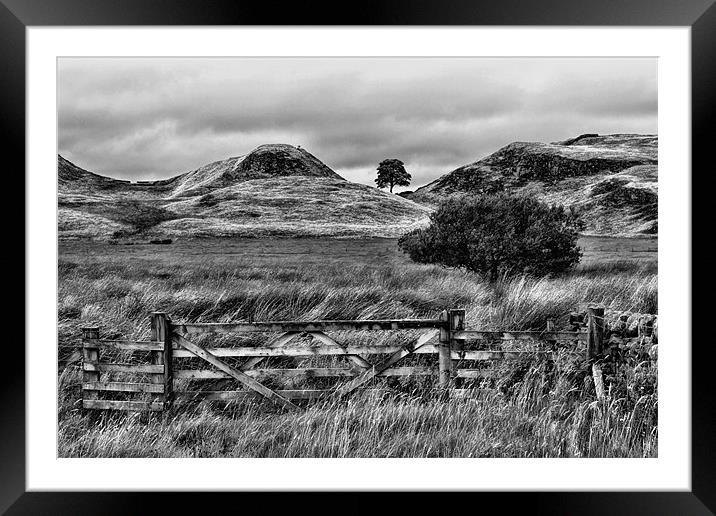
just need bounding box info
[58,144,431,240]
[59,135,658,240]
[404,134,658,237]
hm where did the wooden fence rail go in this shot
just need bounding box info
[80,306,603,412]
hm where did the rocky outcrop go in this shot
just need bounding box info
[169,144,344,197]
[234,144,342,181]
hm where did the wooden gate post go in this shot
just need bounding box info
[586,305,605,361]
[439,309,465,390]
[82,327,100,402]
[546,318,555,332]
[163,314,174,408]
[448,309,465,388]
[150,312,173,409]
[438,311,451,389]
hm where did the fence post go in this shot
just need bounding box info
[448,309,465,389]
[592,363,606,400]
[82,327,100,403]
[163,314,174,409]
[586,305,605,361]
[546,318,555,332]
[150,312,172,409]
[438,310,451,389]
[545,317,558,354]
[438,309,465,391]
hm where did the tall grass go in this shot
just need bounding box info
[57,239,657,458]
[58,364,656,458]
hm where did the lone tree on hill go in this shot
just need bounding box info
[375,158,411,193]
[398,193,583,280]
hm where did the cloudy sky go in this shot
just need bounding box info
[58,57,657,190]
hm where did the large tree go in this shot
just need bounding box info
[398,193,583,280]
[375,158,411,193]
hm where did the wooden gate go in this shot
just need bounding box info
[80,308,597,412]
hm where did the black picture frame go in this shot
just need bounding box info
[5,0,712,514]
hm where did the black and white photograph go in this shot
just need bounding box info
[55,56,660,459]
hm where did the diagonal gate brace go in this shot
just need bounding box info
[333,329,439,398]
[308,331,372,371]
[173,333,301,412]
[242,331,301,371]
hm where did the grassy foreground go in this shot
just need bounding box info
[58,238,657,458]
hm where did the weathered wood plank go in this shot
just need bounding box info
[172,344,440,358]
[175,389,329,402]
[454,369,497,379]
[150,313,168,388]
[82,382,165,393]
[96,331,583,348]
[174,366,435,380]
[173,334,300,412]
[82,363,165,374]
[82,399,163,411]
[452,330,587,342]
[241,331,301,370]
[334,330,439,397]
[452,350,554,360]
[162,314,174,406]
[438,310,451,388]
[218,349,548,361]
[174,319,444,334]
[82,327,100,401]
[89,340,164,351]
[175,368,356,380]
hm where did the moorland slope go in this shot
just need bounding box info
[404,134,658,236]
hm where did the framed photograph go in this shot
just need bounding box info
[7,0,712,513]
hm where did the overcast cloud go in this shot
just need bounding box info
[58,57,657,190]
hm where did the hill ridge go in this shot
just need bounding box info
[57,146,430,240]
[406,134,658,237]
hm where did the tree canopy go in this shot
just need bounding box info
[375,159,411,193]
[398,193,583,280]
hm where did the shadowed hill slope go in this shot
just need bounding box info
[405,134,658,236]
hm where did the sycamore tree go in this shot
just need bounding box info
[375,159,411,193]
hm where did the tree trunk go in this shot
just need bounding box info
[390,184,394,193]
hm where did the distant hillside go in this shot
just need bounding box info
[58,144,431,240]
[170,144,344,197]
[405,134,658,236]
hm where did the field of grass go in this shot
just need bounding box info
[58,236,657,458]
